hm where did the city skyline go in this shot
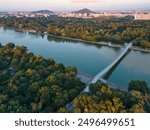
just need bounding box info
[0,0,150,12]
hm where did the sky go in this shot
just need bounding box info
[0,0,150,11]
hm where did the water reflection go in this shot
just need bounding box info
[47,35,103,49]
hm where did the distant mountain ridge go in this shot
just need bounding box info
[32,10,53,14]
[73,8,95,14]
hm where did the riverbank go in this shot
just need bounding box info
[48,34,122,48]
[1,26,150,53]
[3,27,123,48]
[48,34,150,53]
[132,46,150,53]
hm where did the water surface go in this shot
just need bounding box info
[0,28,150,88]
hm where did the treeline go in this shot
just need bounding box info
[0,16,150,48]
[72,81,150,113]
[0,43,84,112]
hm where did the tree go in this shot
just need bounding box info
[130,104,145,113]
[128,80,150,94]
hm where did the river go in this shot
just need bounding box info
[0,28,150,88]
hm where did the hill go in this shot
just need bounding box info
[32,10,53,14]
[73,8,95,14]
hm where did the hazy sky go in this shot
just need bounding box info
[0,0,150,11]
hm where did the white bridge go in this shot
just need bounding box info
[83,43,132,92]
[67,43,132,109]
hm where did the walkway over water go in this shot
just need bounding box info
[83,43,132,92]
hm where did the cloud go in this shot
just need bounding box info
[71,0,106,4]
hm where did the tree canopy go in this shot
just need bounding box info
[0,16,150,48]
[73,81,150,113]
[0,43,84,112]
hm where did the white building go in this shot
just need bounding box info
[134,13,150,20]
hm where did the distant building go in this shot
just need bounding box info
[134,13,150,20]
[58,9,135,19]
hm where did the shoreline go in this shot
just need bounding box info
[131,46,150,53]
[47,34,150,53]
[1,26,150,53]
[47,34,122,48]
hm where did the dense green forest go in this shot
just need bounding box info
[72,81,150,113]
[0,16,150,48]
[0,43,84,112]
